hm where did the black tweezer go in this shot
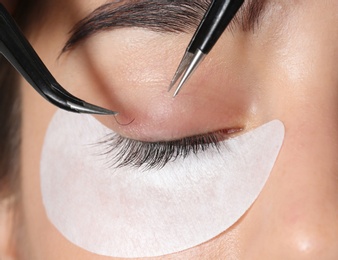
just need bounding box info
[0,3,116,115]
[169,0,245,96]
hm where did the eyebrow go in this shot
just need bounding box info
[61,0,268,53]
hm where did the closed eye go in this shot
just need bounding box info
[97,129,236,170]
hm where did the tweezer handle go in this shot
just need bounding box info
[0,4,117,115]
[0,4,78,109]
[188,0,245,54]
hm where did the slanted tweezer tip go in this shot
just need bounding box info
[67,100,118,115]
[168,81,175,92]
[83,103,118,115]
[172,78,186,98]
[173,82,183,97]
[172,49,206,98]
[168,51,195,93]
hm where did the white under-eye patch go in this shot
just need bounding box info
[40,109,284,258]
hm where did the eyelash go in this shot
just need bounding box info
[98,131,226,170]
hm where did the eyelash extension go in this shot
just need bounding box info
[98,131,226,170]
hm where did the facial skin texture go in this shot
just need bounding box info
[1,0,338,259]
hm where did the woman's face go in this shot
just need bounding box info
[11,0,338,259]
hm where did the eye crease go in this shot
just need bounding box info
[62,0,270,53]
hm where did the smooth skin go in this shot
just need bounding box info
[1,0,338,259]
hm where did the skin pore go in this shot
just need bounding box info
[1,0,338,259]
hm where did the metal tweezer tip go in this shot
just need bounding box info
[168,52,194,92]
[67,100,118,115]
[171,49,206,97]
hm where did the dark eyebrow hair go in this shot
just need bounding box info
[61,0,268,53]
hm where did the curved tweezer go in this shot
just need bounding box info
[0,3,117,115]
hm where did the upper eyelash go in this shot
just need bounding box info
[97,132,225,170]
